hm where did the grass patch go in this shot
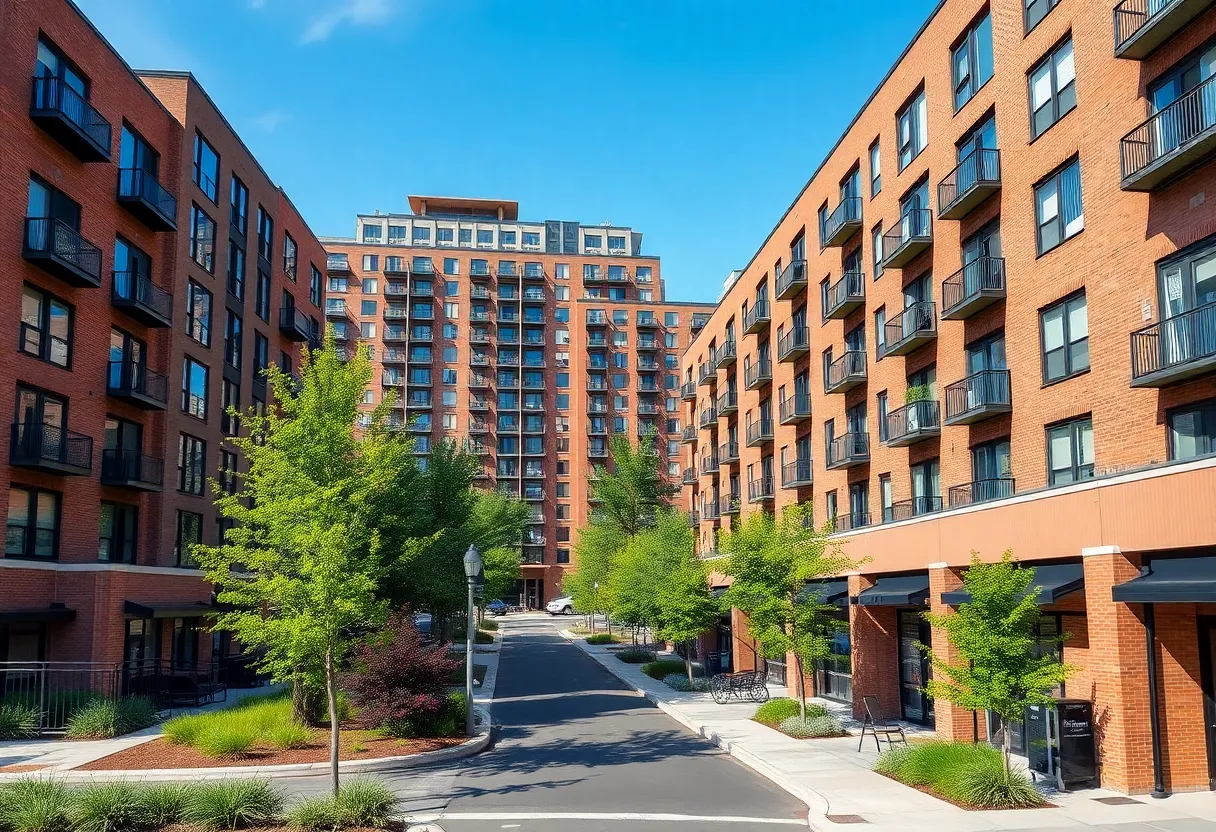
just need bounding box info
[584,633,616,645]
[874,741,1045,809]
[753,699,827,727]
[64,697,158,740]
[0,702,41,740]
[0,779,71,832]
[180,780,283,829]
[162,692,312,758]
[286,779,398,830]
[68,781,153,832]
[615,647,657,664]
[640,659,700,680]
[474,630,495,644]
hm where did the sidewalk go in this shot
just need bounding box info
[564,631,1216,832]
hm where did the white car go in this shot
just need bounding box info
[546,596,575,615]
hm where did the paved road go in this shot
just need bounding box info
[288,615,807,831]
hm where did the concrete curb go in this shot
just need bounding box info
[559,629,825,830]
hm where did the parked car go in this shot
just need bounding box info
[546,596,575,615]
[487,599,509,616]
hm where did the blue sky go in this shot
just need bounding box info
[77,0,939,304]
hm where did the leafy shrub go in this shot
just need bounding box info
[640,659,696,679]
[474,630,495,644]
[615,648,657,664]
[778,714,843,738]
[753,698,799,725]
[68,782,152,832]
[286,779,398,830]
[585,633,615,645]
[181,780,282,829]
[136,783,190,827]
[393,691,466,738]
[0,702,40,740]
[65,697,158,739]
[0,779,71,832]
[195,723,258,758]
[265,720,313,750]
[661,673,712,692]
[342,610,464,736]
[479,619,498,631]
[874,741,1044,809]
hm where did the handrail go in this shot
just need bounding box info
[1120,73,1216,181]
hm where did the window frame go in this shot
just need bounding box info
[178,433,207,496]
[896,88,928,172]
[175,509,203,567]
[181,356,209,420]
[189,203,216,273]
[1039,290,1089,385]
[1024,0,1060,36]
[1027,36,1076,141]
[1034,157,1084,256]
[192,132,219,203]
[1046,416,1094,486]
[185,280,212,347]
[1167,399,1216,461]
[869,139,882,196]
[951,10,993,113]
[5,486,61,561]
[20,283,73,369]
[99,501,138,564]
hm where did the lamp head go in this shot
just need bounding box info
[463,544,483,579]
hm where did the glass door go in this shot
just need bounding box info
[1158,248,1216,367]
[962,222,1002,298]
[911,459,940,514]
[1200,618,1216,790]
[898,610,934,725]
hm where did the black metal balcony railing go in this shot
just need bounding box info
[1130,302,1216,386]
[384,307,408,321]
[688,511,701,527]
[107,360,169,409]
[826,432,869,469]
[781,459,813,488]
[10,422,93,475]
[745,418,775,447]
[779,392,812,424]
[948,477,1016,508]
[937,149,1001,220]
[823,271,866,319]
[777,326,810,362]
[824,350,867,394]
[278,307,311,342]
[881,209,933,268]
[683,467,698,485]
[100,448,164,491]
[470,263,491,277]
[29,76,112,162]
[744,358,772,390]
[822,196,863,247]
[883,301,937,356]
[701,454,720,475]
[1121,74,1216,190]
[682,425,698,443]
[748,477,775,502]
[637,336,659,350]
[681,381,698,400]
[719,441,740,463]
[715,340,737,369]
[743,300,771,334]
[941,257,1006,320]
[775,259,809,300]
[944,369,1012,425]
[889,496,944,521]
[699,407,718,428]
[1114,0,1212,59]
[636,315,659,328]
[831,511,870,533]
[716,389,738,414]
[885,399,941,447]
[699,362,716,385]
[117,168,178,232]
[412,260,435,275]
[720,494,742,515]
[589,443,609,458]
[23,217,103,288]
[111,271,172,328]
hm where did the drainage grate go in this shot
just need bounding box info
[1092,796,1143,805]
[825,815,869,824]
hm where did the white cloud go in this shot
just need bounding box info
[300,0,396,44]
[252,110,291,133]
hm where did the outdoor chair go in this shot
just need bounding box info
[857,695,908,752]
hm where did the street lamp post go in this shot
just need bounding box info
[463,544,483,737]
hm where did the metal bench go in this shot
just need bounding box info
[710,670,770,704]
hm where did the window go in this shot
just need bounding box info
[361,300,377,316]
[877,390,889,442]
[1035,159,1083,254]
[219,450,239,495]
[99,502,137,564]
[459,228,473,245]
[1040,292,1088,383]
[227,240,245,299]
[437,227,453,244]
[524,231,541,247]
[1169,400,1216,461]
[880,474,894,523]
[222,379,240,436]
[1029,38,1076,140]
[186,280,212,346]
[253,332,269,378]
[952,12,993,111]
[20,284,71,368]
[255,270,271,321]
[257,206,274,263]
[362,277,378,294]
[178,434,206,495]
[361,322,376,338]
[1047,417,1094,486]
[872,224,884,279]
[585,234,603,250]
[897,89,928,171]
[362,254,378,272]
[1025,0,1059,34]
[182,357,208,419]
[190,204,216,272]
[193,132,219,202]
[874,307,887,358]
[443,369,458,384]
[283,234,297,280]
[445,302,459,318]
[224,311,242,370]
[555,263,570,280]
[869,140,882,196]
[476,229,493,246]
[175,510,202,566]
[364,224,382,243]
[5,486,60,560]
[414,225,432,244]
[310,265,322,306]
[229,175,248,234]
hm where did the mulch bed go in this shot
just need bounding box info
[873,769,1054,811]
[750,717,850,738]
[77,728,465,771]
[159,825,408,832]
[0,764,50,773]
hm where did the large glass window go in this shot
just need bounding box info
[193,132,219,202]
[178,434,206,495]
[897,89,928,170]
[229,175,248,234]
[20,284,71,368]
[1029,38,1076,139]
[99,502,137,564]
[952,12,993,111]
[189,204,215,272]
[1047,417,1094,486]
[5,487,60,560]
[181,357,208,419]
[1040,292,1088,383]
[1169,400,1216,461]
[1035,159,1083,255]
[186,280,212,346]
[175,510,202,566]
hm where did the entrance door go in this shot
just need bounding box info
[898,610,934,725]
[1200,617,1216,790]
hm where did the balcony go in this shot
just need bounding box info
[523,267,546,280]
[636,314,659,329]
[714,340,737,369]
[744,358,772,390]
[716,389,738,416]
[719,441,740,464]
[1130,303,1216,386]
[111,272,172,328]
[884,400,941,447]
[107,360,168,410]
[410,284,433,298]
[279,307,312,342]
[469,374,492,389]
[10,423,92,476]
[384,307,408,321]
[587,378,608,391]
[1114,0,1214,59]
[22,217,103,288]
[743,301,771,335]
[944,369,1012,425]
[688,511,701,527]
[115,169,180,234]
[782,459,813,488]
[100,449,163,492]
[412,260,435,276]
[889,496,944,521]
[524,488,545,502]
[382,327,407,342]
[831,512,871,533]
[883,301,937,356]
[469,421,490,435]
[325,301,350,319]
[779,392,811,425]
[701,503,721,521]
[941,258,1005,320]
[29,76,112,162]
[589,443,609,459]
[822,196,863,247]
[881,209,933,268]
[327,254,351,273]
[637,379,661,393]
[777,326,810,362]
[775,259,808,301]
[1121,74,1216,190]
[683,467,698,485]
[699,407,718,428]
[701,454,720,475]
[682,425,698,444]
[681,381,698,400]
[637,401,660,415]
[948,477,1016,508]
[586,312,609,327]
[588,400,608,415]
[469,398,491,412]
[748,477,775,503]
[470,264,492,280]
[698,362,716,386]
[824,350,866,394]
[497,311,520,324]
[384,282,408,297]
[823,270,866,320]
[825,433,869,470]
[745,418,774,447]
[637,336,659,351]
[383,261,408,276]
[937,149,1001,220]
[720,494,742,516]
[382,349,407,364]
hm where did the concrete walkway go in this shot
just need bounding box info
[563,630,1216,832]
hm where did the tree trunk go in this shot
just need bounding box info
[1003,723,1011,776]
[794,655,806,721]
[292,676,323,726]
[325,646,340,798]
[685,643,695,686]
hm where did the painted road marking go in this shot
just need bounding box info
[406,812,806,826]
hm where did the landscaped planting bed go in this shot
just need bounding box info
[874,741,1048,809]
[751,699,846,738]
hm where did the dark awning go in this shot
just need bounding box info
[0,603,76,624]
[942,563,1085,606]
[1112,556,1216,603]
[854,574,930,607]
[797,579,850,608]
[124,600,217,619]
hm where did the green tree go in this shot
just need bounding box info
[649,516,721,684]
[923,551,1075,772]
[195,333,413,796]
[588,431,677,536]
[604,509,688,635]
[720,505,860,720]
[565,521,623,629]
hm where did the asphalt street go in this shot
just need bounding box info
[286,615,808,831]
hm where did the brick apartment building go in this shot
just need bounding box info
[322,200,714,608]
[683,0,1216,795]
[0,0,325,679]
